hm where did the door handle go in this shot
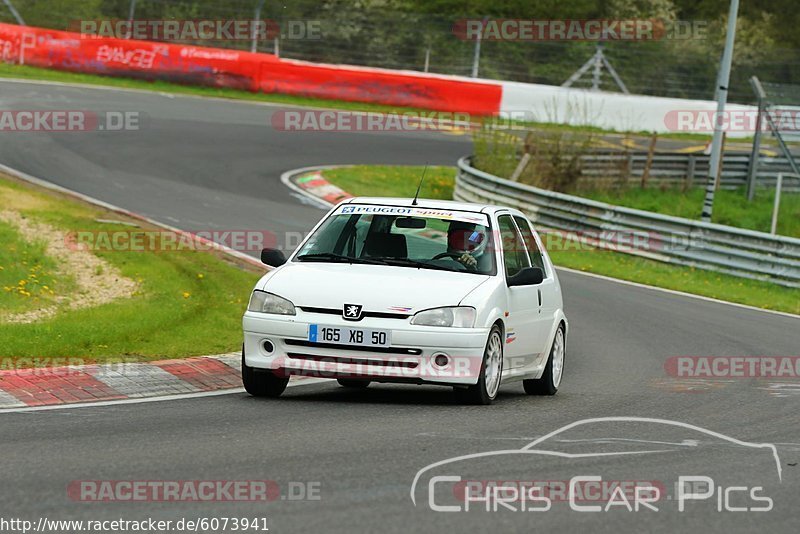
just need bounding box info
[537,289,542,307]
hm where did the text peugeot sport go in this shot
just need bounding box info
[242,198,568,404]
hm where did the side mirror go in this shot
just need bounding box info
[260,248,286,267]
[508,266,544,287]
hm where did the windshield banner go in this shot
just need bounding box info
[335,205,489,226]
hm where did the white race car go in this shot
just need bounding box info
[242,197,567,404]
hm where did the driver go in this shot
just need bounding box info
[446,221,488,269]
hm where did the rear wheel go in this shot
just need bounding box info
[454,325,503,405]
[523,324,565,396]
[337,379,370,389]
[242,350,289,398]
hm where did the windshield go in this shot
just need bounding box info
[294,204,497,275]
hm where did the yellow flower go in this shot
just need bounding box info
[182,292,191,298]
[197,273,204,279]
[18,280,26,286]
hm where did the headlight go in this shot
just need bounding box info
[247,290,296,315]
[411,306,476,328]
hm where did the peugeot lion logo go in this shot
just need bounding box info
[343,304,363,321]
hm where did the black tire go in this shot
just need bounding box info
[242,350,289,398]
[337,379,370,389]
[454,325,503,405]
[523,324,565,396]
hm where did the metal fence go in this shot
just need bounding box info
[579,151,800,191]
[3,0,800,103]
[455,156,800,287]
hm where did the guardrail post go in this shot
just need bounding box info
[685,154,696,192]
[641,132,657,188]
[617,148,631,185]
[715,132,727,190]
[510,154,531,182]
[746,76,766,202]
[771,173,783,235]
[510,132,534,182]
[625,152,633,183]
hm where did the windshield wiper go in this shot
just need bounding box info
[296,253,466,272]
[295,253,388,265]
[378,258,457,272]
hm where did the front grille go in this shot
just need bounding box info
[297,306,411,320]
[284,339,422,355]
[286,353,419,368]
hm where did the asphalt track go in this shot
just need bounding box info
[1,80,799,533]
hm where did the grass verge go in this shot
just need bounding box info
[0,175,262,361]
[322,165,799,315]
[578,185,800,238]
[0,219,66,314]
[324,165,455,200]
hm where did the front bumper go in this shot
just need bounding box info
[243,311,489,385]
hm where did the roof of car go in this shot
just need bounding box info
[343,197,515,215]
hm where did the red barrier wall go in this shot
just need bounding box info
[0,23,501,115]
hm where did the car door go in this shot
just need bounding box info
[514,215,558,366]
[497,214,539,369]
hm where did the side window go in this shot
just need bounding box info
[514,216,546,274]
[497,215,528,278]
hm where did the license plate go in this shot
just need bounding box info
[308,325,391,347]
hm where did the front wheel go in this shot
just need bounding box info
[454,325,503,405]
[242,351,289,398]
[523,324,565,396]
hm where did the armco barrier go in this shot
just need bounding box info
[0,23,501,115]
[455,157,800,287]
[578,151,800,191]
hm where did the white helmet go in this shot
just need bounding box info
[447,222,488,256]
